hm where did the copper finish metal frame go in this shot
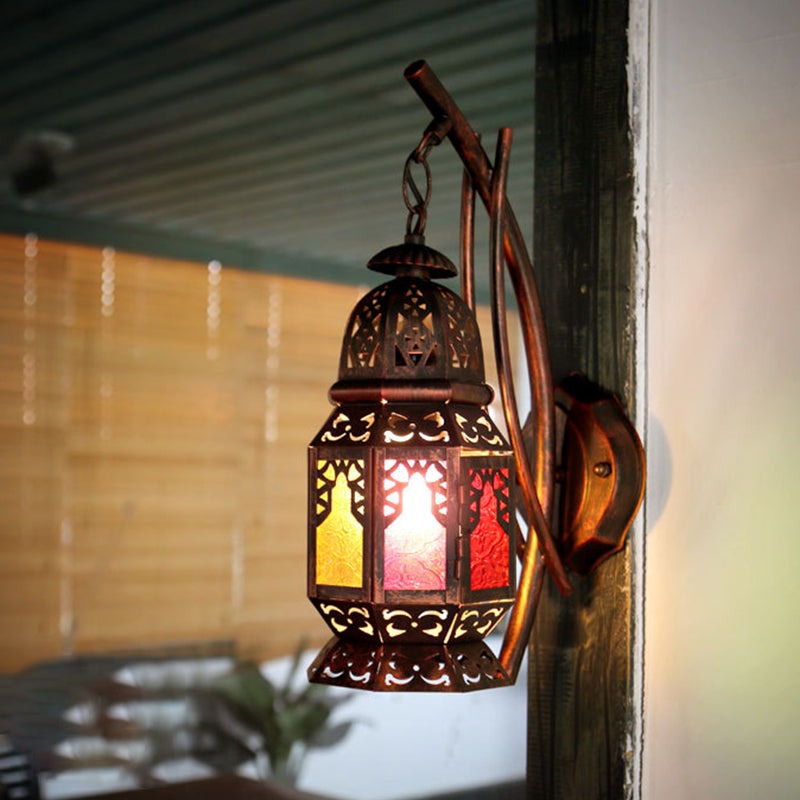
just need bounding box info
[403,61,645,683]
[308,61,645,691]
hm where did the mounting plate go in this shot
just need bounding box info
[555,374,645,575]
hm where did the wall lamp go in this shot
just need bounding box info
[306,61,644,692]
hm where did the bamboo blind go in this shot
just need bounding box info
[0,233,512,673]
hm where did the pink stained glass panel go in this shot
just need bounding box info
[383,460,446,591]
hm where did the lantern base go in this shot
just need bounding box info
[308,636,512,692]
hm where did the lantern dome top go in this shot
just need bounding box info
[366,235,458,280]
[333,275,488,402]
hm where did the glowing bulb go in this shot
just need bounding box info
[396,472,435,532]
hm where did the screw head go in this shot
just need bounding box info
[593,461,612,478]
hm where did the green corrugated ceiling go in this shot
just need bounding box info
[0,0,535,296]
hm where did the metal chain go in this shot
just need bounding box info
[402,117,451,238]
[403,154,430,237]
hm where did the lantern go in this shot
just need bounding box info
[307,240,517,691]
[306,60,646,693]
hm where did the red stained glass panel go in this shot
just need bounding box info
[469,469,510,590]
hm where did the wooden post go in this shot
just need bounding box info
[528,0,640,797]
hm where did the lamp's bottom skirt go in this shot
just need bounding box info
[307,636,512,692]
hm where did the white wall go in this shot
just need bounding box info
[645,1,800,798]
[265,636,526,799]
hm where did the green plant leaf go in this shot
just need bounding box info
[277,702,331,747]
[214,663,279,743]
[191,725,254,772]
[308,720,355,750]
[206,647,356,779]
[279,637,309,700]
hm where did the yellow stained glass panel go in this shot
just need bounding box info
[316,463,363,587]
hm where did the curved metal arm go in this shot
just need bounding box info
[404,60,573,681]
[459,166,476,312]
[488,128,552,679]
